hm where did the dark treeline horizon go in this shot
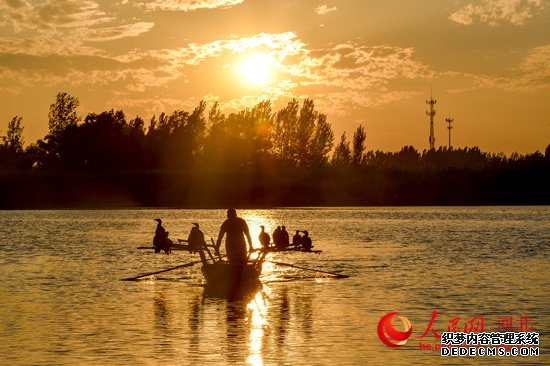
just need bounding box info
[1,92,549,208]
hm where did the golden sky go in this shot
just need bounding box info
[0,0,548,154]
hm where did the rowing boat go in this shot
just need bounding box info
[127,242,348,290]
[198,244,267,297]
[201,261,262,296]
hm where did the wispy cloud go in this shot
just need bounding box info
[1,0,112,32]
[449,0,544,26]
[71,31,430,114]
[316,4,337,15]
[0,0,153,55]
[503,44,550,91]
[138,0,244,12]
[442,44,550,93]
[287,43,432,90]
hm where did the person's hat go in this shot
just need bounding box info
[154,218,162,223]
[192,222,199,227]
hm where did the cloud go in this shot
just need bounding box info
[87,22,155,42]
[441,44,550,93]
[0,0,113,32]
[449,0,544,26]
[0,23,436,118]
[316,4,337,15]
[120,32,431,110]
[506,44,550,91]
[138,0,244,12]
[0,0,153,55]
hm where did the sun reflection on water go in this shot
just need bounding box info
[246,290,269,366]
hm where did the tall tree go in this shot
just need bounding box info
[249,100,273,158]
[295,99,317,166]
[310,113,334,166]
[273,99,299,164]
[272,99,332,167]
[332,132,351,165]
[352,125,366,166]
[2,115,24,153]
[186,101,207,157]
[48,92,80,135]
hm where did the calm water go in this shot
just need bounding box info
[0,207,548,365]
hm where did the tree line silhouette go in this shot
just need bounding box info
[1,92,548,208]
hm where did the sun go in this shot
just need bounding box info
[239,53,273,86]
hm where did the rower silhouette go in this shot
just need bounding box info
[215,209,253,265]
[259,226,271,248]
[273,226,282,248]
[302,230,313,251]
[292,230,302,248]
[281,226,290,248]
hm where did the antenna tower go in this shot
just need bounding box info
[426,93,436,150]
[446,117,454,149]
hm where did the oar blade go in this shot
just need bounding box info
[268,260,350,279]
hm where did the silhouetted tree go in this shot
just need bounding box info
[1,92,548,208]
[272,99,333,167]
[294,99,317,166]
[48,92,80,136]
[393,146,420,169]
[273,99,299,165]
[332,132,351,165]
[310,113,334,166]
[2,115,24,153]
[208,101,225,129]
[0,116,26,170]
[173,100,207,166]
[31,92,82,168]
[352,125,366,166]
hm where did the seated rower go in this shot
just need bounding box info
[301,231,313,251]
[153,218,172,254]
[281,226,290,248]
[292,230,302,248]
[259,226,271,249]
[273,226,283,249]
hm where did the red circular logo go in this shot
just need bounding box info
[377,312,413,347]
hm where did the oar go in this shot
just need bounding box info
[267,260,350,279]
[122,260,202,281]
[211,238,223,261]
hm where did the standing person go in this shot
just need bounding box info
[272,226,282,248]
[153,218,172,254]
[292,230,302,248]
[281,226,290,248]
[215,209,253,265]
[259,226,271,248]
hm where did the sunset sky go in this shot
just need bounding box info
[0,0,548,154]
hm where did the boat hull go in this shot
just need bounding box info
[201,262,262,297]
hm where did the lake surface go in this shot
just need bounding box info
[0,207,548,365]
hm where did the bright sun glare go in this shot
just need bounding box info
[239,53,273,85]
